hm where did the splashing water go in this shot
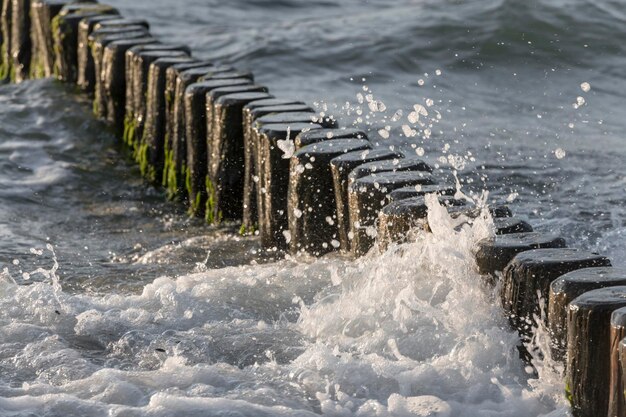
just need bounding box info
[0,196,571,416]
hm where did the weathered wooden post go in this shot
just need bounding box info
[77,17,149,92]
[330,156,432,252]
[256,122,323,250]
[89,28,152,117]
[548,267,626,361]
[610,307,626,417]
[184,77,254,216]
[567,286,626,417]
[162,65,236,201]
[377,194,467,250]
[0,0,10,82]
[330,148,403,252]
[202,84,270,222]
[138,56,196,184]
[288,139,372,256]
[500,248,611,339]
[10,0,33,82]
[205,91,273,224]
[126,46,191,153]
[294,127,367,150]
[347,171,436,256]
[474,232,567,277]
[100,36,157,132]
[162,60,214,197]
[52,3,119,83]
[240,99,309,234]
[30,1,72,78]
[386,184,455,203]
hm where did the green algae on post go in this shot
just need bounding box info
[207,91,273,224]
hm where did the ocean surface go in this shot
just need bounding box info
[1,0,625,415]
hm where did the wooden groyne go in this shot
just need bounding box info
[1,2,625,415]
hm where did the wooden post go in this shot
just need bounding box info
[377,195,467,250]
[240,100,309,235]
[567,286,626,417]
[184,78,253,216]
[257,122,323,250]
[294,127,367,151]
[128,47,191,153]
[474,232,566,276]
[139,56,196,184]
[330,150,419,253]
[100,36,157,133]
[348,171,436,257]
[77,16,149,92]
[206,91,273,224]
[548,267,626,362]
[10,0,33,82]
[288,139,371,255]
[501,248,611,339]
[162,65,235,201]
[52,3,119,83]
[202,84,270,223]
[30,1,64,78]
[386,184,455,203]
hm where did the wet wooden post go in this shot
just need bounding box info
[330,150,406,252]
[567,286,626,417]
[75,14,120,88]
[347,171,436,257]
[0,0,12,81]
[609,338,626,417]
[609,305,626,417]
[491,217,533,235]
[202,83,270,222]
[386,184,456,203]
[256,122,323,250]
[10,0,33,82]
[332,156,431,252]
[162,65,236,201]
[77,17,149,92]
[500,248,611,340]
[138,56,196,184]
[162,60,215,197]
[128,46,191,155]
[474,232,567,277]
[100,36,157,132]
[548,267,626,362]
[89,29,152,117]
[252,112,336,247]
[294,127,367,151]
[184,77,254,216]
[377,193,467,250]
[240,100,309,234]
[206,91,273,224]
[52,3,119,83]
[288,139,372,255]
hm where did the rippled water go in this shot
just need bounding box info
[1,0,625,415]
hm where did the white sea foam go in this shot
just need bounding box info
[0,197,570,416]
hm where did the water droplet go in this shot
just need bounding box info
[555,148,566,159]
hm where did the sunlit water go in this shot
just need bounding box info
[1,0,626,415]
